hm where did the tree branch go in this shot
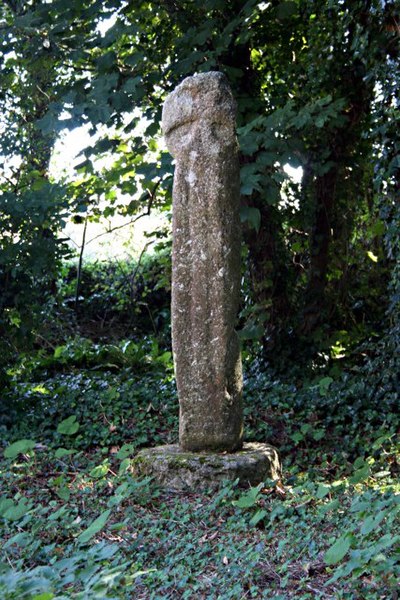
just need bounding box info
[85,178,161,246]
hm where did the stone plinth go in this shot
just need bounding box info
[132,443,281,491]
[162,71,243,452]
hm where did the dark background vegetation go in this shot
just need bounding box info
[0,1,398,598]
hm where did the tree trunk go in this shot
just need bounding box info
[301,167,337,333]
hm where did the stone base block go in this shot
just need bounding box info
[132,442,281,491]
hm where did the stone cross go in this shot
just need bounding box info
[162,72,243,452]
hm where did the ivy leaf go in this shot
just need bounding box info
[3,498,32,521]
[350,464,370,484]
[316,484,330,499]
[232,483,264,508]
[0,498,14,517]
[54,448,76,458]
[118,458,131,474]
[77,509,111,544]
[360,511,387,536]
[116,443,135,460]
[57,415,80,436]
[237,322,264,341]
[4,439,36,459]
[318,376,333,396]
[240,206,261,232]
[325,535,351,565]
[313,428,326,441]
[249,509,267,526]
[56,487,71,502]
[90,463,109,478]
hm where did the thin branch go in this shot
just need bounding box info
[85,178,161,246]
[36,85,51,101]
[59,233,80,248]
[85,213,145,246]
[130,240,153,297]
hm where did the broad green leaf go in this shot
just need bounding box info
[3,532,31,549]
[353,456,366,469]
[4,439,36,459]
[57,415,80,436]
[119,458,131,474]
[316,484,330,499]
[54,345,66,359]
[233,483,263,508]
[56,487,71,502]
[249,510,267,526]
[318,499,340,515]
[313,428,325,441]
[0,498,14,516]
[37,110,59,134]
[90,463,109,478]
[248,207,261,231]
[237,322,264,341]
[290,431,304,444]
[78,509,111,544]
[116,443,135,460]
[371,220,385,236]
[233,495,258,509]
[318,376,333,396]
[325,535,351,565]
[360,511,387,536]
[3,498,32,521]
[372,433,392,449]
[55,448,76,458]
[350,464,370,484]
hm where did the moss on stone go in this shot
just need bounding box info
[133,443,281,490]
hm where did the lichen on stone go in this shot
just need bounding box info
[162,72,243,452]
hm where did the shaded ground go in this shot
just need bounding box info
[0,362,399,599]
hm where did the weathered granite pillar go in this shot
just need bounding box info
[162,72,243,452]
[132,73,281,490]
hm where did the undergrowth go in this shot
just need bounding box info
[1,346,399,599]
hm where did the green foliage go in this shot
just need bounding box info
[1,0,397,363]
[59,252,171,340]
[1,348,398,598]
[1,390,398,598]
[57,415,80,436]
[1,352,177,450]
[3,439,36,459]
[0,2,398,596]
[77,509,111,545]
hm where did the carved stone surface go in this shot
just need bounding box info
[133,443,282,490]
[162,72,243,452]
